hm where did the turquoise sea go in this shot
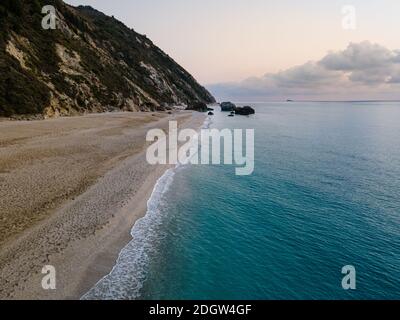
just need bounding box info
[84,102,400,300]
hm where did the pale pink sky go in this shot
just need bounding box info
[66,0,400,100]
[65,0,400,84]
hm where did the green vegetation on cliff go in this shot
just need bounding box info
[0,0,215,117]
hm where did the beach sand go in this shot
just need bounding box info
[0,111,205,300]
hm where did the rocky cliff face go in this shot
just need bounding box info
[0,0,215,118]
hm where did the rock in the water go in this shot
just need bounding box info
[186,101,208,112]
[235,106,255,115]
[220,102,236,112]
[208,112,214,116]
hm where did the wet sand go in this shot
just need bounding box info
[0,111,204,299]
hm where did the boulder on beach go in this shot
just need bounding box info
[235,106,255,116]
[186,101,208,112]
[220,102,236,112]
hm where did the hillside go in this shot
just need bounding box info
[0,0,215,118]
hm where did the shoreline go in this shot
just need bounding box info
[82,115,211,299]
[0,111,205,300]
[82,166,176,300]
[76,112,207,299]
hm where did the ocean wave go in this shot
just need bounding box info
[202,115,212,129]
[81,116,210,300]
[81,168,175,300]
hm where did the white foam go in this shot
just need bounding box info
[81,116,211,300]
[202,115,212,129]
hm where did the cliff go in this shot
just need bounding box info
[0,0,215,118]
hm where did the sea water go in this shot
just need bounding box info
[84,102,400,300]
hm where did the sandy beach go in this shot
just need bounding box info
[0,111,205,300]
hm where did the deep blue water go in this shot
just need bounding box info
[85,102,400,300]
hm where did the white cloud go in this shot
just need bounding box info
[319,42,396,71]
[208,42,400,101]
[271,62,342,88]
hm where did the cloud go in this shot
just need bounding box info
[271,61,342,88]
[208,42,400,101]
[319,42,396,71]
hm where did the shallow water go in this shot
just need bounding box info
[85,102,400,300]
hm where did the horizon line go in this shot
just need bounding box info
[215,100,400,104]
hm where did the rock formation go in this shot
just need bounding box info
[0,0,215,118]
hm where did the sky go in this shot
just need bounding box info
[65,0,400,101]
